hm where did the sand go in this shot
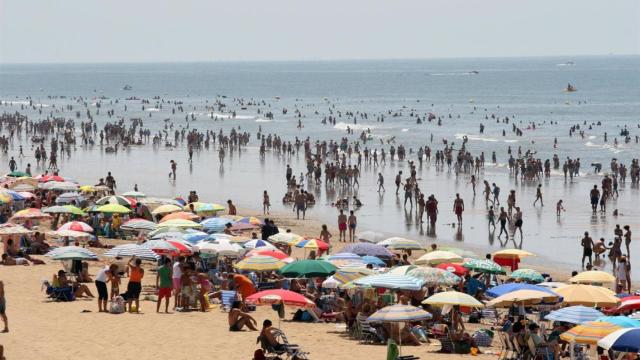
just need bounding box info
[0,208,627,360]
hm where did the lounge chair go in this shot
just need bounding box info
[220,290,237,312]
[354,313,381,344]
[526,337,552,360]
[43,281,75,302]
[258,329,309,360]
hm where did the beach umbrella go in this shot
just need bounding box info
[63,205,86,216]
[356,231,385,243]
[10,183,36,192]
[386,265,418,275]
[78,185,95,193]
[151,204,182,215]
[55,192,85,205]
[246,249,292,262]
[462,258,506,274]
[157,219,202,229]
[338,243,394,258]
[196,241,244,257]
[17,191,35,199]
[244,239,277,250]
[235,216,263,226]
[279,260,337,278]
[235,255,286,271]
[569,270,616,284]
[58,221,93,233]
[538,282,569,289]
[268,232,304,246]
[596,316,640,328]
[104,244,159,261]
[229,222,257,231]
[368,304,432,322]
[147,226,186,238]
[199,217,229,233]
[545,306,605,324]
[414,251,462,266]
[560,321,622,345]
[159,211,200,223]
[45,246,97,258]
[379,237,425,251]
[0,192,12,204]
[96,204,131,214]
[437,246,480,259]
[141,239,180,255]
[327,253,361,262]
[6,171,29,177]
[246,289,315,308]
[492,249,535,258]
[555,284,620,307]
[43,205,74,214]
[436,263,469,276]
[121,219,157,232]
[598,328,640,353]
[486,283,560,299]
[48,229,92,240]
[151,231,187,241]
[485,289,561,307]
[121,191,146,199]
[10,208,52,221]
[354,274,425,291]
[295,238,329,251]
[41,181,79,191]
[0,189,25,201]
[362,255,386,267]
[407,267,460,286]
[333,269,372,286]
[322,276,340,289]
[510,269,545,283]
[181,230,210,244]
[422,291,484,308]
[51,251,96,261]
[96,195,134,207]
[185,202,225,214]
[605,296,640,314]
[38,174,65,182]
[0,223,32,235]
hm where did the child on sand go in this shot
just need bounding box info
[556,200,565,217]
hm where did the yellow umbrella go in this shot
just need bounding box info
[79,185,95,193]
[156,219,202,229]
[493,249,536,258]
[151,204,182,215]
[268,232,304,246]
[234,255,285,271]
[96,204,131,214]
[485,289,560,308]
[414,251,463,266]
[422,291,484,308]
[560,321,622,344]
[569,270,616,284]
[555,284,620,307]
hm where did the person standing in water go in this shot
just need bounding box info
[453,193,464,226]
[590,185,600,213]
[581,232,595,268]
[497,207,508,238]
[262,190,270,215]
[533,184,543,206]
[512,207,523,239]
[348,210,357,242]
[377,173,385,192]
[169,160,177,179]
[337,210,347,242]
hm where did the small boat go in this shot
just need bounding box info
[564,83,577,92]
[122,85,132,90]
[469,70,479,75]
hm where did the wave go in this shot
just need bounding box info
[255,118,272,123]
[454,133,499,142]
[585,141,624,154]
[430,72,474,76]
[145,108,160,112]
[333,122,376,131]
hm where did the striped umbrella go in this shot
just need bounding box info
[368,304,432,322]
[244,239,277,250]
[510,269,545,283]
[598,328,640,353]
[545,306,604,324]
[96,195,135,207]
[166,240,194,255]
[462,258,506,274]
[422,291,485,308]
[235,255,286,271]
[182,230,210,244]
[334,267,375,285]
[45,246,97,259]
[58,221,93,233]
[236,216,263,226]
[141,240,180,255]
[606,296,640,314]
[104,244,160,261]
[560,321,622,344]
[596,316,640,328]
[295,238,329,251]
[200,217,229,233]
[379,237,425,251]
[327,253,361,262]
[407,267,460,286]
[52,251,96,261]
[196,241,244,256]
[436,263,469,276]
[414,251,462,266]
[121,219,157,232]
[157,219,202,229]
[268,232,304,245]
[354,274,425,291]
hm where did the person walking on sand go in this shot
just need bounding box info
[169,160,177,179]
[487,206,496,230]
[533,184,543,206]
[348,210,357,242]
[377,173,385,192]
[581,232,595,268]
[512,207,523,239]
[338,210,347,242]
[395,171,403,195]
[0,281,7,333]
[262,190,270,215]
[156,258,173,313]
[320,224,332,253]
[453,193,464,226]
[497,207,508,238]
[590,185,600,213]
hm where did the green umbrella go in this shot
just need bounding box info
[7,171,30,177]
[463,258,506,274]
[510,269,544,283]
[51,251,96,260]
[279,260,337,278]
[64,205,87,216]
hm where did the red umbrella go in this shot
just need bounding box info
[38,175,65,183]
[246,249,292,262]
[605,296,640,314]
[58,221,93,233]
[166,240,193,256]
[436,263,469,276]
[246,289,315,308]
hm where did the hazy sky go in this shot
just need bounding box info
[1,0,638,63]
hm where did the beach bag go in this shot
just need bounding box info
[109,296,125,314]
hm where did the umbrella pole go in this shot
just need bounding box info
[398,321,403,356]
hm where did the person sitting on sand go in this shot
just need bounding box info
[258,319,285,351]
[53,270,94,298]
[228,300,258,331]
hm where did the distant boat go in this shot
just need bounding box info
[556,61,575,67]
[564,83,577,92]
[469,70,479,75]
[123,85,132,90]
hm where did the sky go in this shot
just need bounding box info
[0,0,638,64]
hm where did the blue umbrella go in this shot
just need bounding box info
[354,274,425,291]
[362,255,386,267]
[328,253,361,261]
[596,316,640,328]
[598,328,640,353]
[545,306,604,324]
[486,283,559,298]
[182,231,210,244]
[339,243,394,258]
[1,189,25,201]
[200,217,228,234]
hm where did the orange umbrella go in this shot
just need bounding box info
[160,211,200,223]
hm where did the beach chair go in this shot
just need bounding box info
[220,290,237,312]
[354,313,380,344]
[259,329,309,360]
[498,333,514,360]
[481,306,500,325]
[44,283,75,302]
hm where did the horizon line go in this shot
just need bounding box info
[1,53,638,66]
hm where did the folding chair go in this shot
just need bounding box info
[220,290,237,312]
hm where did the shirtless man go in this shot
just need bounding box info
[228,301,257,331]
[533,184,543,206]
[337,210,347,242]
[581,232,595,268]
[348,210,357,242]
[453,193,464,226]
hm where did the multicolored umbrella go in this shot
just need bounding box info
[422,291,484,308]
[63,205,87,216]
[510,269,544,283]
[485,289,561,307]
[596,316,640,328]
[268,232,304,245]
[160,211,200,223]
[104,244,159,261]
[141,239,180,255]
[295,238,329,250]
[486,283,560,299]
[368,304,432,322]
[414,251,462,266]
[246,289,315,308]
[598,328,640,353]
[327,253,362,262]
[560,321,622,344]
[199,217,229,233]
[339,243,394,258]
[386,265,418,275]
[279,260,337,278]
[45,246,97,259]
[121,218,157,232]
[40,181,79,191]
[0,189,25,201]
[436,263,469,276]
[246,249,292,262]
[10,208,52,220]
[243,239,277,250]
[407,267,460,286]
[235,255,286,271]
[184,202,225,214]
[333,267,374,285]
[354,274,425,291]
[96,195,134,207]
[96,204,131,214]
[196,241,244,256]
[605,296,640,314]
[462,258,506,274]
[545,306,604,324]
[58,221,93,233]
